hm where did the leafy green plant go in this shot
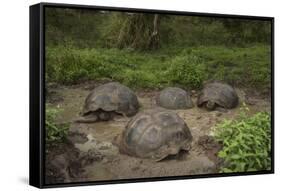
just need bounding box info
[214,108,271,172]
[168,54,206,89]
[46,106,69,144]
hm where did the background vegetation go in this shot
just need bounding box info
[45,8,272,90]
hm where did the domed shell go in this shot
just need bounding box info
[82,82,139,116]
[197,82,239,109]
[117,109,193,160]
[156,87,193,109]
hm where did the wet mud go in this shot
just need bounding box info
[45,82,271,183]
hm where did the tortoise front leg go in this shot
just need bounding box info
[215,106,228,113]
[74,113,98,123]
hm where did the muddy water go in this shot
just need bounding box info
[47,84,271,182]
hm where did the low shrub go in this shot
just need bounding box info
[167,54,206,89]
[214,108,271,172]
[46,106,69,144]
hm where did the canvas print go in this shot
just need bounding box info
[44,7,272,184]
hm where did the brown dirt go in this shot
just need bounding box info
[45,82,271,183]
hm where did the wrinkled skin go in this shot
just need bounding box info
[116,108,193,161]
[75,110,114,123]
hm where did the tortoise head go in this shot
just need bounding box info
[206,101,216,110]
[98,111,111,121]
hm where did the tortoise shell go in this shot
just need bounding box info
[117,108,193,160]
[156,87,193,109]
[197,82,239,109]
[82,82,139,117]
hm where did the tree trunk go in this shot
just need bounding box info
[116,13,160,50]
[148,14,160,49]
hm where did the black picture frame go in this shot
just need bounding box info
[29,2,275,189]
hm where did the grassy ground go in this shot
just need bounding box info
[46,44,271,90]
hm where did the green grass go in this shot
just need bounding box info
[46,45,271,90]
[191,45,271,88]
[214,107,271,172]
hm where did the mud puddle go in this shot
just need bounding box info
[46,83,271,183]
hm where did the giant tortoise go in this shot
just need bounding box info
[115,108,193,161]
[156,87,193,109]
[197,82,239,110]
[76,82,139,123]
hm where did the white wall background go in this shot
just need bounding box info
[0,0,279,190]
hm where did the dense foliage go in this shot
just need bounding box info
[46,106,69,144]
[45,8,271,90]
[214,108,271,172]
[45,8,271,48]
